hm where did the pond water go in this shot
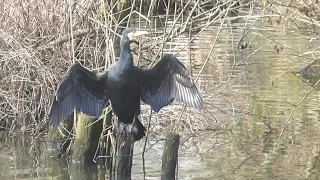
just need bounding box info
[1,6,320,180]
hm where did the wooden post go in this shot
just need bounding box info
[161,132,180,180]
[70,163,98,180]
[72,113,103,164]
[110,133,134,180]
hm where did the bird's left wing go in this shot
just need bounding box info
[138,54,203,112]
[49,63,109,126]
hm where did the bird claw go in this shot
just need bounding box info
[112,121,138,138]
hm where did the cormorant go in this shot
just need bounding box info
[49,28,203,141]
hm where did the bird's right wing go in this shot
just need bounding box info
[49,63,110,126]
[139,54,203,112]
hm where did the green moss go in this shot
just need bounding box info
[72,114,102,164]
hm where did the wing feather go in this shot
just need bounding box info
[49,63,109,126]
[139,54,203,112]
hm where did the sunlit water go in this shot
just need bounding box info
[1,6,320,180]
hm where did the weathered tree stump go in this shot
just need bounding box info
[110,132,134,180]
[161,132,180,180]
[72,113,103,164]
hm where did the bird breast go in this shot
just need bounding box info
[107,67,140,106]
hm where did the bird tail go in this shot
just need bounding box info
[134,118,146,141]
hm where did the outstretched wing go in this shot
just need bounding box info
[139,54,203,112]
[49,63,109,126]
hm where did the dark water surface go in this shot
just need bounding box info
[1,7,320,180]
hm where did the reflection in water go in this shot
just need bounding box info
[0,134,104,180]
[1,7,320,180]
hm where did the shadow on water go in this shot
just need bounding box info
[2,6,320,180]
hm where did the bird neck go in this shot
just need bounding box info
[119,41,133,67]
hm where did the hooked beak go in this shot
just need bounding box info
[128,30,148,41]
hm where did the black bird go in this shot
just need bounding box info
[49,28,204,141]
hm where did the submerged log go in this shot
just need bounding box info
[294,59,320,84]
[72,113,103,164]
[161,132,180,180]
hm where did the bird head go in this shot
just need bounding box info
[121,28,148,45]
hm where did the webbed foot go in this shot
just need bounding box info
[112,120,138,138]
